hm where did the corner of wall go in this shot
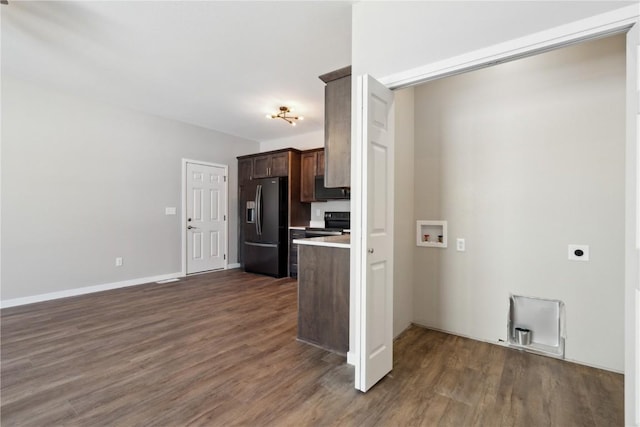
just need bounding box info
[393,86,415,337]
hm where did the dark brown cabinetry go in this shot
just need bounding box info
[252,152,289,179]
[288,229,306,278]
[270,152,289,176]
[319,66,351,188]
[238,158,253,184]
[297,244,350,355]
[252,155,270,179]
[300,148,324,203]
[317,150,325,176]
[237,158,253,266]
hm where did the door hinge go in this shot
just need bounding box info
[224,215,226,221]
[224,254,226,260]
[224,176,227,182]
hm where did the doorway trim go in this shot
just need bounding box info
[181,159,229,277]
[351,3,639,423]
[379,5,638,90]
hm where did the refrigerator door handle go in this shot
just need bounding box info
[256,184,263,236]
[254,184,260,236]
[245,242,277,248]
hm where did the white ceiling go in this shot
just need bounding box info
[1,1,352,142]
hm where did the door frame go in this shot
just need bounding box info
[351,4,639,420]
[181,159,229,276]
[353,75,395,392]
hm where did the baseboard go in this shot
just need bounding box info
[394,322,413,339]
[410,321,623,374]
[227,263,241,269]
[0,272,182,309]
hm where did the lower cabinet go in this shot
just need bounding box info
[297,244,349,355]
[289,229,306,277]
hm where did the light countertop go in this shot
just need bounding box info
[293,234,350,249]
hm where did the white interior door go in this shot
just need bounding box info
[630,24,640,426]
[186,162,227,274]
[355,74,395,392]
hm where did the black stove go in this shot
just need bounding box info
[305,211,350,238]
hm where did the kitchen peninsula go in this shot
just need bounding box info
[293,234,350,355]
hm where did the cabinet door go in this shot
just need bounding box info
[300,152,317,202]
[325,75,351,187]
[289,229,306,277]
[316,149,325,177]
[270,152,289,177]
[253,155,271,178]
[238,158,253,184]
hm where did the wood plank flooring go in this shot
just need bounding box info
[1,269,623,426]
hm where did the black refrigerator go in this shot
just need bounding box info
[243,177,288,277]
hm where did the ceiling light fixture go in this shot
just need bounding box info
[266,106,304,126]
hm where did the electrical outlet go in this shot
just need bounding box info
[456,238,465,252]
[115,257,123,267]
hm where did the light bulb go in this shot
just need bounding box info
[291,122,296,126]
[298,116,304,121]
[265,114,271,119]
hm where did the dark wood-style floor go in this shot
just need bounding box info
[1,269,623,426]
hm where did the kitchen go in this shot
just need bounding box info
[237,66,352,356]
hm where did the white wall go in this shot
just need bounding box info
[393,86,415,337]
[352,1,633,80]
[259,130,323,153]
[1,76,259,301]
[411,35,625,371]
[393,88,415,337]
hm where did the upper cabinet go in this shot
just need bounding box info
[253,152,289,179]
[300,148,324,203]
[270,152,289,176]
[252,155,270,178]
[317,149,325,177]
[319,66,351,188]
[238,158,253,184]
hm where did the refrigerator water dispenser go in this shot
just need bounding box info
[246,201,255,223]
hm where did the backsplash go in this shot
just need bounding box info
[310,200,351,223]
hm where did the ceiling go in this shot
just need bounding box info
[1,1,352,142]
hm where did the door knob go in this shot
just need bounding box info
[188,225,198,230]
[368,248,374,253]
